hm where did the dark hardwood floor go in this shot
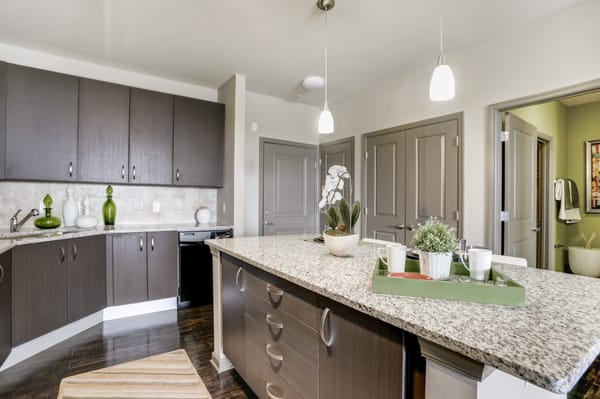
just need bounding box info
[0,305,257,399]
[0,304,597,399]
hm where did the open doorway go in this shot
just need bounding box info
[489,83,600,272]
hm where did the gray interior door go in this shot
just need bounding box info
[319,138,354,231]
[365,131,406,243]
[504,113,538,267]
[262,140,317,236]
[405,120,460,244]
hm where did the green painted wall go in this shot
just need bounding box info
[511,102,569,271]
[566,101,600,250]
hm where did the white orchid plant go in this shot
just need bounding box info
[319,165,361,235]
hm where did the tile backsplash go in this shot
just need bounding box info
[0,182,217,229]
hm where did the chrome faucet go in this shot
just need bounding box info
[10,209,40,233]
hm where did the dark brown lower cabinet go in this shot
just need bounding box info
[12,241,68,346]
[0,250,12,364]
[112,233,148,305]
[147,231,178,300]
[318,298,404,399]
[222,254,246,377]
[67,235,107,322]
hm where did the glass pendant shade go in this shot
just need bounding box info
[429,60,455,101]
[318,105,334,134]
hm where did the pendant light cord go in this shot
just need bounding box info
[324,10,329,108]
[439,0,444,55]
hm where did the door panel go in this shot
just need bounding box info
[406,120,459,244]
[505,113,538,267]
[365,131,405,243]
[262,142,317,235]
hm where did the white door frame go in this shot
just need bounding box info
[258,137,319,236]
[487,79,600,268]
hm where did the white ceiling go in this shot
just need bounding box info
[0,0,587,105]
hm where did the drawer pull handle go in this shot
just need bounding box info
[266,283,284,297]
[0,264,4,283]
[235,267,245,292]
[266,383,283,399]
[320,307,333,348]
[265,344,284,362]
[59,245,66,263]
[72,243,78,261]
[266,314,283,330]
[139,237,144,252]
[151,236,155,251]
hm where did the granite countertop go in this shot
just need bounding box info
[205,235,600,394]
[0,222,233,254]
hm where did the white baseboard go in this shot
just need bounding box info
[0,297,178,372]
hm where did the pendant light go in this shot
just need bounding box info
[317,0,335,134]
[429,2,455,101]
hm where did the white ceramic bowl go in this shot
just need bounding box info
[568,246,600,277]
[323,233,359,257]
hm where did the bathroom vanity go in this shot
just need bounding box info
[206,235,600,399]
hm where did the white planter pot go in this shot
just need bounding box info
[323,233,359,257]
[419,251,453,280]
[568,246,600,277]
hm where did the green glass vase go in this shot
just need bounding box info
[34,194,62,229]
[103,185,116,226]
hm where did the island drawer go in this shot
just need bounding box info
[245,291,319,368]
[245,313,317,399]
[245,266,319,331]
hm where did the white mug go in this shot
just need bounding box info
[378,244,407,273]
[459,248,492,281]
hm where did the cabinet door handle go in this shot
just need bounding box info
[320,307,333,348]
[121,164,126,180]
[265,383,283,399]
[176,168,180,182]
[132,165,136,180]
[72,244,78,261]
[235,267,245,292]
[59,245,66,263]
[151,236,155,251]
[265,283,284,297]
[265,314,284,330]
[68,161,73,177]
[139,237,144,252]
[265,344,284,362]
[0,264,4,283]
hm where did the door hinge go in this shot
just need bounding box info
[364,151,368,160]
[500,131,509,142]
[500,211,510,222]
[364,207,368,216]
[319,158,322,166]
[455,210,460,221]
[455,136,460,147]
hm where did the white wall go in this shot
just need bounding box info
[244,92,320,236]
[323,0,600,246]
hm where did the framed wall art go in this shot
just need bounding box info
[585,139,600,213]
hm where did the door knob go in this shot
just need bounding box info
[389,224,405,230]
[264,221,275,226]
[532,227,541,232]
[407,224,416,231]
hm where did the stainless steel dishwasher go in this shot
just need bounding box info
[178,229,232,308]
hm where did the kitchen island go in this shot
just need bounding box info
[206,235,600,399]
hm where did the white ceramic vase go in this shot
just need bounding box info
[419,251,453,280]
[323,233,359,257]
[568,246,600,277]
[62,185,78,227]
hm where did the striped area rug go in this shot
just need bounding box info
[58,349,212,399]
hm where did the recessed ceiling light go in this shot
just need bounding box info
[302,75,325,91]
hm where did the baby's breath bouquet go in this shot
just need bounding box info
[319,165,360,235]
[411,217,458,253]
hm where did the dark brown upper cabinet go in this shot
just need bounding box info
[5,64,78,181]
[78,78,130,184]
[0,62,6,180]
[129,88,173,185]
[173,96,225,187]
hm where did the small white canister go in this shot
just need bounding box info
[195,207,211,224]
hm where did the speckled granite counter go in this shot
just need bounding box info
[0,222,232,254]
[206,235,600,394]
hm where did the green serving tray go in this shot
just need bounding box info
[372,258,525,306]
